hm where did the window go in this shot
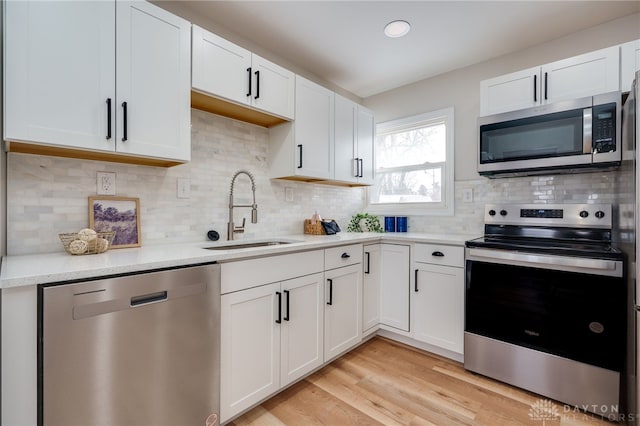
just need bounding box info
[367,107,454,216]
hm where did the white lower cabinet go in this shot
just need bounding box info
[379,244,411,332]
[362,244,382,334]
[221,272,323,423]
[221,282,280,422]
[411,244,465,355]
[324,263,362,361]
[280,274,324,387]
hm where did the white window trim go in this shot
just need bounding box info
[365,107,455,217]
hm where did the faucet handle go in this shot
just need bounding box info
[234,218,246,233]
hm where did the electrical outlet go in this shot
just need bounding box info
[97,172,116,195]
[285,187,294,202]
[462,188,473,203]
[177,178,191,199]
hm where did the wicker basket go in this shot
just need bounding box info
[59,231,116,255]
[304,219,330,235]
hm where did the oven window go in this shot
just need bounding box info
[465,260,625,371]
[480,109,584,164]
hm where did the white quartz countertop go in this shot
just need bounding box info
[1,232,475,288]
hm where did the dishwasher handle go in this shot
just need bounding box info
[131,291,167,306]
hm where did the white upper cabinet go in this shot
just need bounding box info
[5,1,115,152]
[269,75,334,180]
[5,0,191,164]
[191,25,294,120]
[116,1,191,162]
[334,95,375,185]
[621,39,640,93]
[480,46,620,116]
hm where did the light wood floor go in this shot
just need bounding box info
[230,336,617,426]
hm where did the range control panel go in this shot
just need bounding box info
[485,203,611,228]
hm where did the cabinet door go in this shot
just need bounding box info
[479,67,540,116]
[4,1,115,151]
[362,245,381,333]
[413,263,464,354]
[542,46,619,104]
[221,283,280,423]
[356,106,375,185]
[621,39,640,93]
[280,273,324,387]
[295,76,334,179]
[324,264,362,361]
[116,1,191,162]
[251,54,295,120]
[191,25,252,107]
[380,244,410,331]
[334,95,358,183]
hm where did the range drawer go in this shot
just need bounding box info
[414,243,464,267]
[325,244,363,270]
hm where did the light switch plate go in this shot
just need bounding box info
[177,178,191,199]
[97,172,116,195]
[285,187,294,202]
[462,188,473,203]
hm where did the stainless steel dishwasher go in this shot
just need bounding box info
[39,263,220,426]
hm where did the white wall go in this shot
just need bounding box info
[363,13,640,182]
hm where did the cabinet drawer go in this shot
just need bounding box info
[324,244,362,270]
[221,250,323,294]
[414,244,463,268]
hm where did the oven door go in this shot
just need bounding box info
[465,247,625,372]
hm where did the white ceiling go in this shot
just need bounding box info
[175,1,640,98]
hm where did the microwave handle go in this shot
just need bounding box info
[583,107,592,154]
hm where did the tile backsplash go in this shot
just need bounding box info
[6,109,365,255]
[6,109,633,255]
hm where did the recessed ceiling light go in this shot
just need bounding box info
[384,20,411,38]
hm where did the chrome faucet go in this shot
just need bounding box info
[227,170,258,240]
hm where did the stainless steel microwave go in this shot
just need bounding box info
[478,91,621,177]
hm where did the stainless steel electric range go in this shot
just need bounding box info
[465,203,625,419]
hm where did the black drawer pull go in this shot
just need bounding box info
[327,279,333,305]
[341,253,351,259]
[432,251,445,257]
[414,269,419,292]
[364,252,370,274]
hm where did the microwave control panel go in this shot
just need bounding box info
[592,102,616,153]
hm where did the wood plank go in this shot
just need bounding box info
[230,337,617,426]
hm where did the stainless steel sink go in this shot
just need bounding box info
[204,240,295,250]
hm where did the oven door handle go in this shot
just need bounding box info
[466,248,622,277]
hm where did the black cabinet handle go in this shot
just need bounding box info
[275,291,282,324]
[414,269,419,292]
[544,72,548,100]
[254,70,260,99]
[106,98,112,140]
[364,252,370,274]
[327,279,333,305]
[121,102,128,142]
[358,158,364,178]
[341,253,350,259]
[431,251,445,257]
[297,144,303,169]
[283,289,290,321]
[354,158,359,178]
[533,75,537,103]
[246,67,252,97]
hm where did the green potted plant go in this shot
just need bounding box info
[347,213,384,233]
